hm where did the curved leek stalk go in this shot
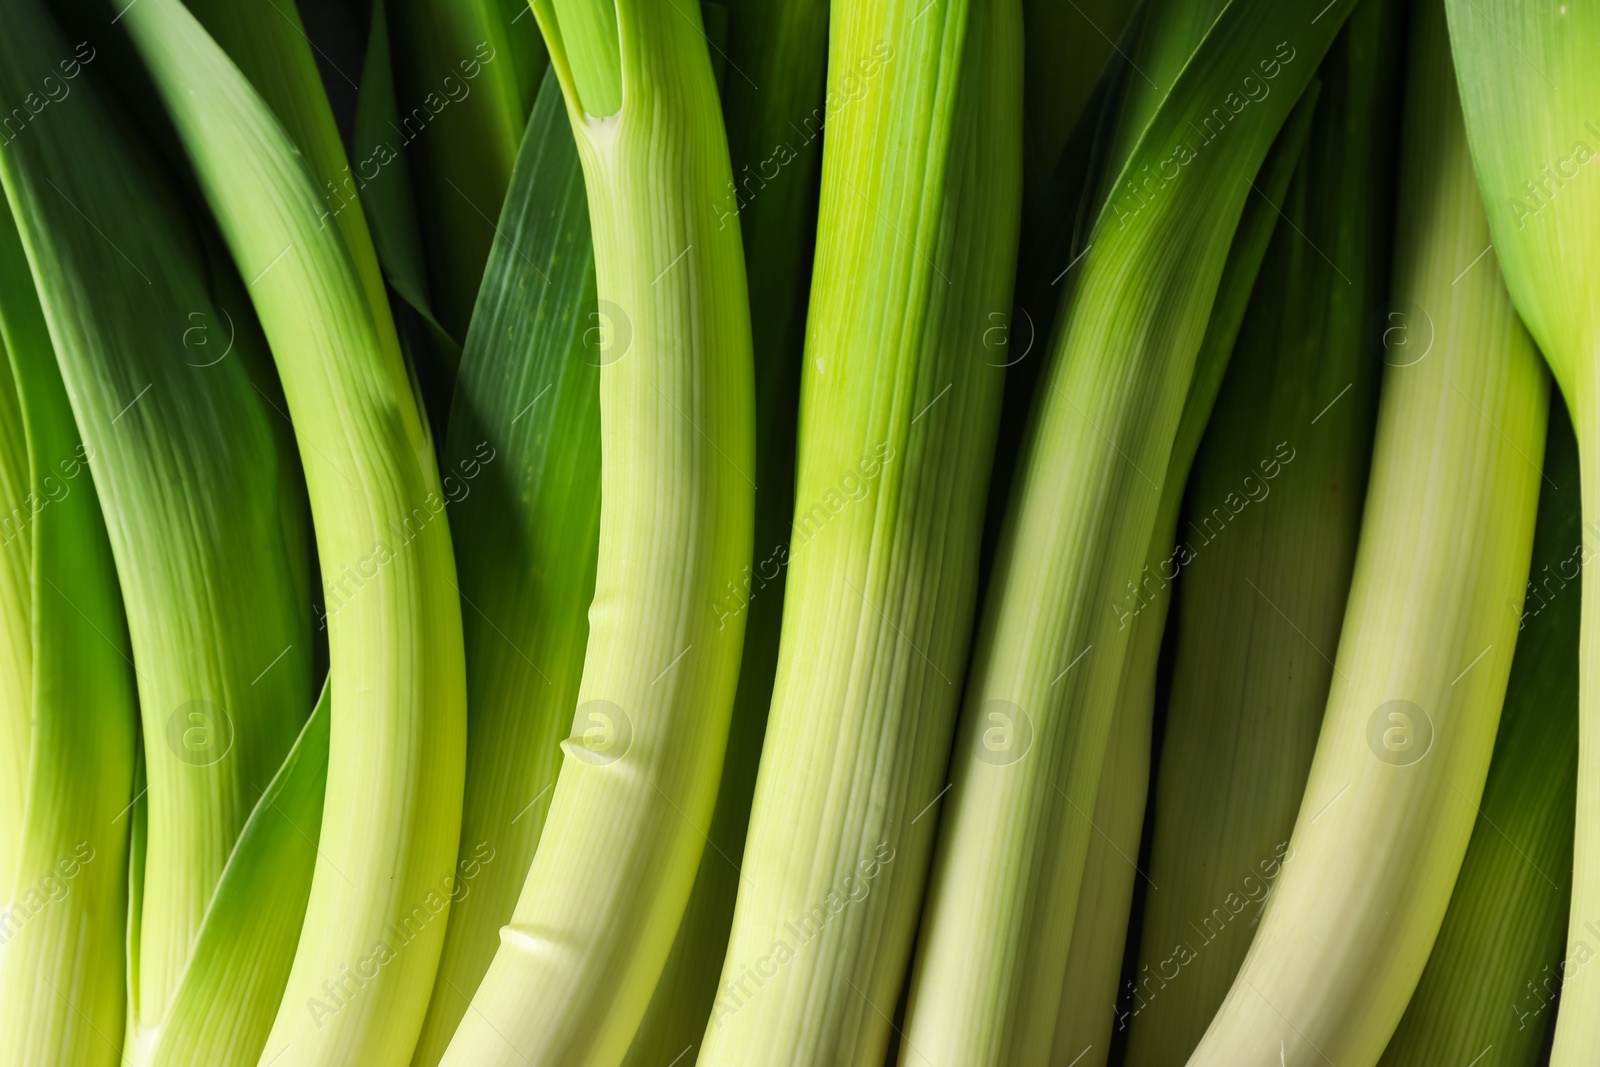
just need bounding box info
[899,2,1349,1062]
[1120,4,1398,1061]
[0,2,312,1052]
[0,176,137,1067]
[620,0,828,1058]
[121,3,469,1064]
[1049,665,1151,1067]
[179,0,397,372]
[696,0,1022,1061]
[1186,2,1547,1059]
[1378,403,1579,1066]
[438,0,756,1059]
[408,68,600,1067]
[1049,89,1319,1067]
[386,0,547,337]
[1439,3,1600,1064]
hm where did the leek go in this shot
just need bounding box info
[0,158,137,1067]
[408,66,600,1067]
[696,0,1022,1059]
[1440,1,1600,1063]
[900,2,1349,1062]
[1186,1,1546,1059]
[137,686,330,1066]
[178,0,399,375]
[1121,2,1399,1060]
[621,0,827,1058]
[1049,84,1319,1067]
[1378,402,1579,1066]
[0,1,315,1060]
[122,2,470,1062]
[438,0,756,1057]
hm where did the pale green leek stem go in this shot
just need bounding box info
[695,0,1021,1060]
[1376,403,1579,1066]
[122,3,468,1063]
[406,69,598,1067]
[1186,4,1546,1058]
[438,0,755,1059]
[619,0,829,1057]
[181,0,401,380]
[1049,629,1155,1067]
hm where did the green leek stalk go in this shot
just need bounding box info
[407,68,600,1067]
[899,2,1350,1062]
[1049,663,1152,1067]
[0,182,137,1066]
[1049,88,1320,1067]
[1440,3,1600,1064]
[696,0,1022,1060]
[0,2,314,1056]
[0,263,28,897]
[122,2,469,1063]
[438,0,756,1058]
[1120,4,1398,1062]
[387,0,546,338]
[987,1,1141,594]
[620,0,827,1058]
[1378,402,1580,1065]
[1185,2,1548,1059]
[178,0,399,375]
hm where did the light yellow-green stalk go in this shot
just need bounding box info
[180,0,399,373]
[122,3,469,1063]
[618,0,830,1058]
[438,0,755,1060]
[1377,403,1579,1067]
[407,66,600,1067]
[1186,3,1546,1059]
[696,0,1021,1061]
